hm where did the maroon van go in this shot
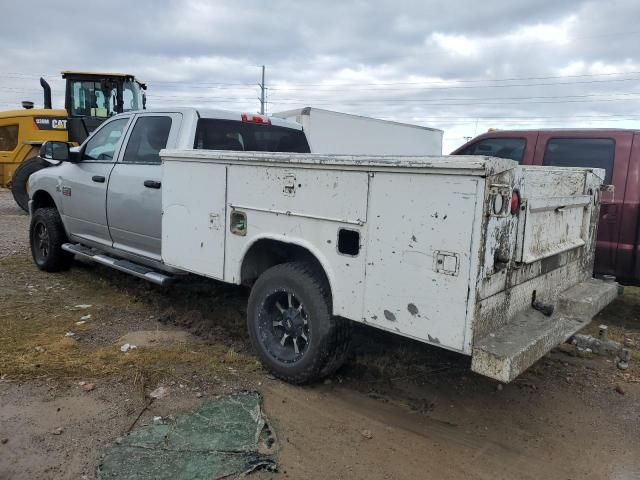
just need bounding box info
[452,129,640,283]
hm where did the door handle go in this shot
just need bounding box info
[144,180,161,189]
[92,175,106,183]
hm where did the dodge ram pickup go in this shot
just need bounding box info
[28,107,619,384]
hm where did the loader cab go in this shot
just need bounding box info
[62,71,146,144]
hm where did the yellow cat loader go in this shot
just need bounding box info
[0,72,146,210]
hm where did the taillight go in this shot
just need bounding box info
[241,113,271,125]
[510,190,521,215]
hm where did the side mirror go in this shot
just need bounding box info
[39,141,72,162]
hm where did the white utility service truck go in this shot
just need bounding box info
[29,107,618,384]
[274,107,443,155]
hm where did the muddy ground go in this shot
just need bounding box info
[0,188,638,480]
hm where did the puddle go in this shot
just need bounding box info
[117,330,201,347]
[98,392,276,479]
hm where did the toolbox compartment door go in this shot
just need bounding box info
[515,167,600,264]
[516,194,591,264]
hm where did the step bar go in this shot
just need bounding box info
[471,278,620,383]
[62,243,174,286]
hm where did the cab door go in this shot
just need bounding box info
[59,116,131,247]
[106,113,181,260]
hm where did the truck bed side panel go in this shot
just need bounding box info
[224,164,369,321]
[362,173,481,352]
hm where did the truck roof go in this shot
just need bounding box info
[274,106,443,133]
[474,128,640,135]
[118,107,303,130]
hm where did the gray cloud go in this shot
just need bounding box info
[1,0,639,151]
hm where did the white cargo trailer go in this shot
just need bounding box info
[160,150,618,384]
[273,107,443,155]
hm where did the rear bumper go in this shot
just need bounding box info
[471,278,619,383]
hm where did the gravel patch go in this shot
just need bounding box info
[0,188,29,258]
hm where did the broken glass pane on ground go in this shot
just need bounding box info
[98,391,277,479]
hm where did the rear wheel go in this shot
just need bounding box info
[247,262,350,384]
[29,208,73,272]
[11,155,47,212]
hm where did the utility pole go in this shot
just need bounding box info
[259,65,266,114]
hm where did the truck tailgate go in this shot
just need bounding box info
[471,165,618,382]
[516,167,596,264]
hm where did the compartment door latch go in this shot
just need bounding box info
[283,174,296,196]
[434,251,459,276]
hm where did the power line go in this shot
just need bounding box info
[413,114,640,119]
[2,69,640,88]
[264,92,640,103]
[268,70,640,88]
[269,77,640,93]
[267,97,640,106]
[125,95,640,106]
[145,91,640,102]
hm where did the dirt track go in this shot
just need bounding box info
[0,188,639,480]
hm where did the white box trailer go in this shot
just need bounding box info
[160,149,618,384]
[273,107,443,155]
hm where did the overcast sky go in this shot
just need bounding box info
[2,0,639,152]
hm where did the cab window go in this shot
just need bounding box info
[70,80,116,118]
[0,125,18,151]
[542,138,615,183]
[458,137,526,162]
[82,118,129,161]
[123,116,172,164]
[194,119,310,153]
[122,81,144,112]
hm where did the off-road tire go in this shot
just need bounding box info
[319,317,352,378]
[29,207,73,272]
[247,262,350,384]
[11,156,47,212]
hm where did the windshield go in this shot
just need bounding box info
[70,80,117,118]
[122,80,144,112]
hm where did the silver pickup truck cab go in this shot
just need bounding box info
[28,108,309,271]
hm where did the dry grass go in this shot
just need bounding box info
[0,255,259,382]
[0,323,258,381]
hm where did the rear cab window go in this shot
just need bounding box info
[542,138,615,183]
[457,137,526,163]
[194,119,310,153]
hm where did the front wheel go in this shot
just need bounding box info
[29,208,73,272]
[247,262,349,384]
